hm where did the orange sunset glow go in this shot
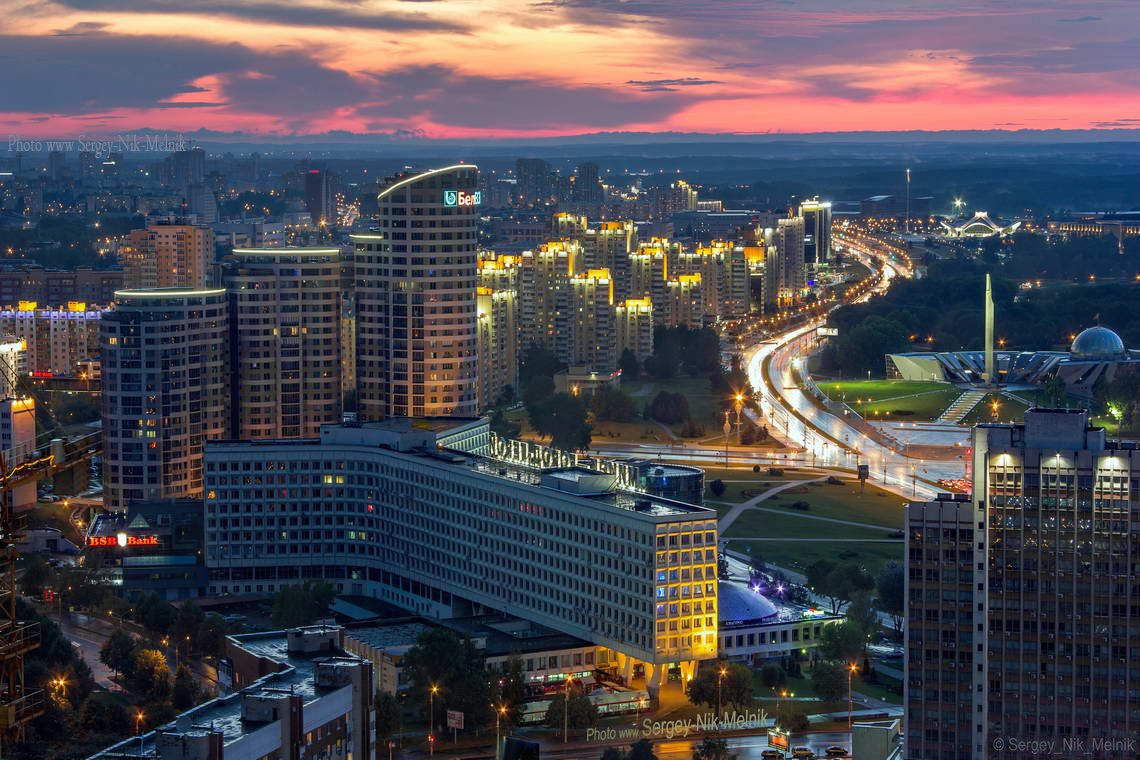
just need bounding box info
[3,0,1140,138]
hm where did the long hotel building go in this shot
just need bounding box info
[905,408,1140,759]
[353,164,480,420]
[204,419,719,690]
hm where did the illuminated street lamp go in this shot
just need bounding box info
[429,684,439,756]
[494,704,508,760]
[562,674,576,743]
[847,663,859,732]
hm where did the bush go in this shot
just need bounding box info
[767,467,784,476]
[790,501,810,511]
[709,480,726,498]
[752,464,761,473]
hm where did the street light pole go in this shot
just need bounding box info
[429,684,439,757]
[717,667,726,718]
[848,663,859,734]
[562,675,575,743]
[495,705,507,760]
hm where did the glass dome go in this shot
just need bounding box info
[718,581,779,625]
[1070,326,1126,360]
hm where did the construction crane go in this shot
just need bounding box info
[0,440,44,747]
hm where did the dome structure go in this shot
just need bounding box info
[1070,326,1126,360]
[718,581,779,625]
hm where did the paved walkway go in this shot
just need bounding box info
[716,476,828,533]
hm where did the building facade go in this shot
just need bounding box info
[0,302,106,376]
[568,268,616,372]
[763,217,805,309]
[204,420,719,692]
[354,164,480,419]
[615,298,654,365]
[100,288,230,508]
[905,409,1140,759]
[475,254,520,411]
[222,248,342,439]
[123,224,214,290]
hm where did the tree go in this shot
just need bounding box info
[172,664,199,710]
[708,479,726,498]
[130,648,173,701]
[772,701,809,732]
[591,387,635,422]
[628,738,658,760]
[758,664,786,690]
[647,391,690,425]
[79,692,132,735]
[686,661,752,710]
[271,582,335,628]
[375,690,402,744]
[845,589,878,644]
[543,691,597,730]
[490,408,522,438]
[810,661,848,702]
[172,602,206,645]
[876,561,905,633]
[808,561,874,614]
[520,345,563,385]
[528,393,592,451]
[100,629,136,681]
[19,554,54,596]
[618,349,640,380]
[492,655,527,728]
[197,615,229,658]
[601,747,628,760]
[693,737,734,760]
[818,622,865,663]
[522,374,556,407]
[401,628,481,724]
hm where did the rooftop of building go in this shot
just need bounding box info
[88,625,364,759]
[210,419,712,519]
[343,614,591,658]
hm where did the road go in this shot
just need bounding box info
[743,238,966,501]
[521,731,856,760]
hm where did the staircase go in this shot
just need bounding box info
[935,389,987,424]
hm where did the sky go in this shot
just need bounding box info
[3,0,1140,139]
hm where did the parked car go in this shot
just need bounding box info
[825,747,849,757]
[792,748,815,759]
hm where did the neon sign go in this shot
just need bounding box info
[442,189,481,207]
[87,534,160,548]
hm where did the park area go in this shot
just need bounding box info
[703,466,906,576]
[818,379,961,421]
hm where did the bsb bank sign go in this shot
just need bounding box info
[443,189,482,207]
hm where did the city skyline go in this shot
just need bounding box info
[4,0,1140,139]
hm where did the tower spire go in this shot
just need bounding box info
[984,273,995,386]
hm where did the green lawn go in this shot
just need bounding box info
[728,538,903,577]
[960,393,1031,427]
[819,380,961,421]
[724,509,895,541]
[722,479,905,528]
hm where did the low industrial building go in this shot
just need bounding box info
[88,625,373,760]
[716,580,842,664]
[84,499,207,600]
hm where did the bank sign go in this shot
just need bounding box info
[443,189,481,207]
